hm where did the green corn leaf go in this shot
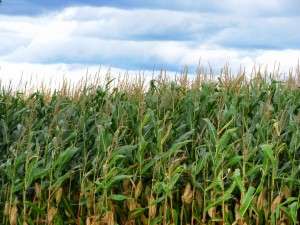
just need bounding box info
[111,145,136,160]
[108,194,129,201]
[150,216,163,225]
[53,146,79,170]
[25,201,46,216]
[275,177,300,185]
[1,159,14,178]
[216,128,237,152]
[15,153,27,167]
[129,208,147,219]
[55,215,64,225]
[25,158,38,189]
[255,177,264,195]
[0,120,9,144]
[203,118,217,145]
[150,196,166,206]
[141,155,159,174]
[136,138,148,164]
[227,155,243,167]
[62,131,78,145]
[174,129,194,144]
[50,169,74,190]
[281,197,298,205]
[162,182,171,198]
[172,208,178,223]
[162,140,191,160]
[245,164,263,176]
[219,106,236,129]
[205,180,221,192]
[224,181,236,197]
[169,171,183,190]
[106,175,132,189]
[279,205,293,223]
[205,198,223,212]
[102,167,118,181]
[95,181,104,190]
[152,181,163,193]
[82,182,95,194]
[288,202,298,224]
[13,181,24,192]
[195,155,207,175]
[212,218,223,222]
[33,165,50,180]
[255,123,266,143]
[232,169,245,193]
[261,144,276,165]
[239,186,256,216]
[108,154,125,166]
[218,117,234,135]
[25,215,35,225]
[245,147,258,162]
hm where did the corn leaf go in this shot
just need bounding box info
[239,186,256,216]
[108,194,129,201]
[203,118,217,145]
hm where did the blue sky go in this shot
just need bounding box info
[0,0,300,87]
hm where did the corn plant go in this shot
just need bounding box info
[0,65,299,224]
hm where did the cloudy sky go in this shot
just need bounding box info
[0,0,300,87]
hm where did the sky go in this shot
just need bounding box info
[0,0,300,88]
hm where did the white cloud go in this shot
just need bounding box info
[217,0,282,16]
[255,49,300,70]
[0,4,299,87]
[211,16,300,49]
[0,61,135,91]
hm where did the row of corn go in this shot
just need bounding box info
[0,66,299,224]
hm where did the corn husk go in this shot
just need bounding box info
[47,206,57,224]
[182,183,193,204]
[135,179,143,199]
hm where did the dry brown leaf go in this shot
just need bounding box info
[86,217,91,225]
[234,203,240,221]
[55,187,63,205]
[135,179,143,199]
[208,206,216,219]
[283,185,291,199]
[9,205,18,225]
[4,201,9,217]
[271,194,282,212]
[100,211,114,225]
[273,121,280,136]
[263,206,269,222]
[47,206,57,224]
[257,187,267,210]
[141,214,147,225]
[195,189,203,209]
[123,178,131,193]
[144,185,150,200]
[126,198,136,211]
[108,200,116,213]
[87,195,93,210]
[148,195,156,219]
[90,215,100,225]
[34,182,41,199]
[182,183,193,204]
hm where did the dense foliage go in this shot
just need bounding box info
[0,69,299,224]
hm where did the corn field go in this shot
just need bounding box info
[0,66,300,225]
